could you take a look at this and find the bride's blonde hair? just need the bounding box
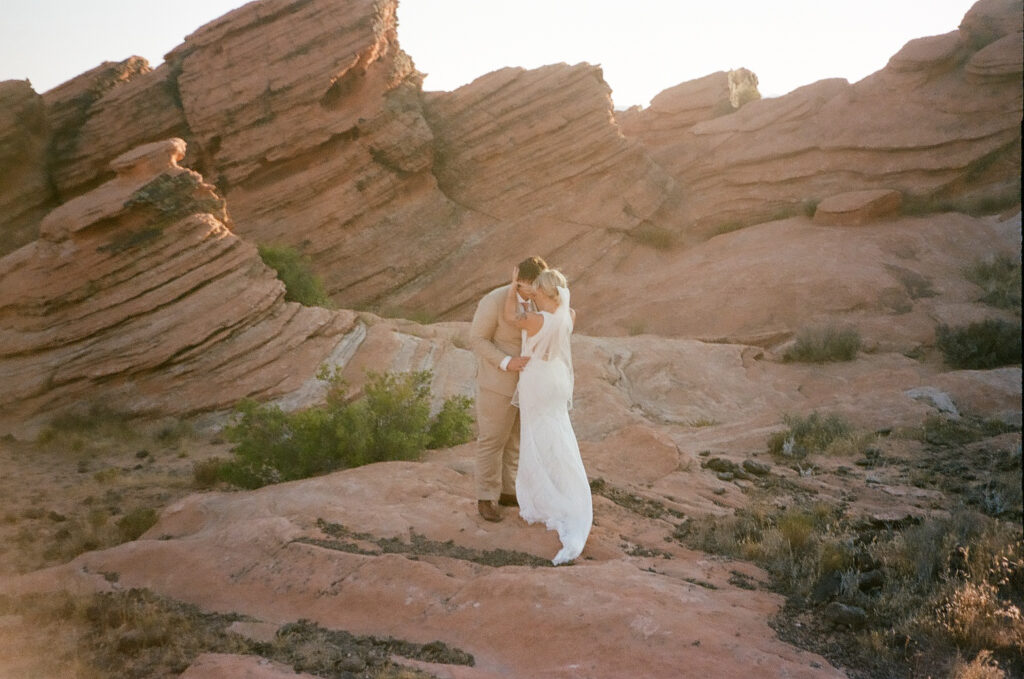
[533,268,567,301]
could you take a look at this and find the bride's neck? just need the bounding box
[536,295,559,313]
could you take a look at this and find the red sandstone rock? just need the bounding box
[0,80,53,255]
[0,139,354,435]
[620,1,1021,236]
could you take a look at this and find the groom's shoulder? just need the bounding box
[480,285,509,304]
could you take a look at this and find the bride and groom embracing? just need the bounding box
[468,256,592,565]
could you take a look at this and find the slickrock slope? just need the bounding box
[574,210,1021,345]
[619,0,1022,235]
[0,138,355,435]
[3,324,1019,678]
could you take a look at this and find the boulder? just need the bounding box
[813,189,903,226]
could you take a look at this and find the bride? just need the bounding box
[503,266,592,565]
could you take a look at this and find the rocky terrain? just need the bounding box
[0,0,1021,677]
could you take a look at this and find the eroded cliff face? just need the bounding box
[0,139,355,433]
[618,0,1023,234]
[0,0,1021,424]
[2,0,1020,313]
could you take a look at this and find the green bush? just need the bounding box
[965,255,1022,311]
[783,325,861,363]
[219,370,474,488]
[116,507,159,542]
[257,244,332,307]
[936,319,1022,369]
[427,395,475,448]
[768,411,853,458]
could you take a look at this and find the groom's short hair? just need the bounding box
[517,256,548,282]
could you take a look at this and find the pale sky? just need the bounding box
[1,0,978,108]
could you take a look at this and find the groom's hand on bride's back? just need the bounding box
[507,356,530,372]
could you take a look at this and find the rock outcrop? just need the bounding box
[1,0,1019,325]
[0,81,53,256]
[618,0,1022,235]
[0,139,354,433]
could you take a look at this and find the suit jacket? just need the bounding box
[469,285,523,397]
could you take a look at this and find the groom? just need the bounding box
[468,255,548,521]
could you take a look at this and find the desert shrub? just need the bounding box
[965,255,1022,312]
[676,501,845,595]
[115,507,158,541]
[917,413,1017,447]
[36,403,136,450]
[783,324,861,363]
[0,587,469,679]
[936,319,1022,369]
[43,505,158,565]
[375,306,438,324]
[220,370,474,488]
[427,394,474,449]
[626,321,646,336]
[868,512,1023,655]
[192,458,226,489]
[767,411,854,458]
[951,650,1009,679]
[679,503,1023,675]
[257,244,332,307]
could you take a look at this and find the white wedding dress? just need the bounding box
[514,286,592,565]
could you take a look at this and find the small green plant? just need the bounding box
[427,395,475,449]
[116,507,158,541]
[767,411,854,458]
[220,369,474,488]
[192,458,226,489]
[36,403,136,449]
[257,244,332,307]
[965,255,1022,312]
[936,319,1022,370]
[783,325,861,363]
[376,306,438,324]
[626,321,647,336]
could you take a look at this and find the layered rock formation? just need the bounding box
[2,0,1019,324]
[618,0,1023,234]
[0,80,52,256]
[0,138,355,433]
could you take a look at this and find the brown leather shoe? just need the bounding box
[478,500,502,522]
[498,493,519,507]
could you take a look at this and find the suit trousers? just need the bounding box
[475,386,520,501]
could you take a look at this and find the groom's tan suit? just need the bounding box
[469,285,524,501]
